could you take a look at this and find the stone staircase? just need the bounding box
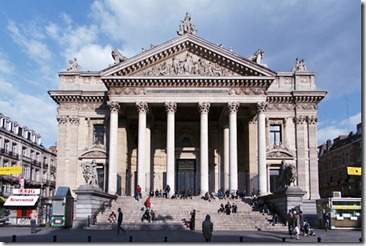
[87,196,288,232]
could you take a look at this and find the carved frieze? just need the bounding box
[228,87,267,96]
[295,103,317,110]
[267,103,295,111]
[136,53,239,77]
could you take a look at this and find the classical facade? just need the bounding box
[49,14,326,200]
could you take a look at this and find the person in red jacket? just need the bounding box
[144,196,151,211]
[135,185,142,201]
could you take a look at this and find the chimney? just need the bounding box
[326,139,332,150]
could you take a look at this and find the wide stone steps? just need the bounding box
[89,196,287,231]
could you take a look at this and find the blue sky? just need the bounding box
[0,0,362,148]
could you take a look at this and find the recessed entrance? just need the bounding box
[176,159,196,195]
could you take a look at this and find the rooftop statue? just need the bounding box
[177,12,197,35]
[248,48,264,64]
[111,49,127,64]
[66,57,81,71]
[291,57,308,72]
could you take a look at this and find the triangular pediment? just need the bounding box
[101,34,276,78]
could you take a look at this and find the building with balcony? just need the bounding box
[0,113,57,225]
[318,123,362,198]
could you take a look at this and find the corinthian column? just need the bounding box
[108,101,120,195]
[136,102,149,194]
[199,102,210,196]
[257,102,267,196]
[165,102,177,195]
[228,102,239,192]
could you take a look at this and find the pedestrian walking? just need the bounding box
[117,208,126,235]
[202,214,213,242]
[324,212,330,231]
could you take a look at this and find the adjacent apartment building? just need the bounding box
[318,123,362,198]
[0,113,57,225]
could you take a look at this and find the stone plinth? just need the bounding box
[73,185,117,229]
[262,186,306,222]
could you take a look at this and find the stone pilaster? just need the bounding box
[307,115,320,199]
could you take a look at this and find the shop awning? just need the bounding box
[3,196,39,206]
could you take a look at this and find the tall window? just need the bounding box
[270,125,282,146]
[93,125,104,145]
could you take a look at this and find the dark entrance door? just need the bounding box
[176,159,196,195]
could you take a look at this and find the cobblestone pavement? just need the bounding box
[0,226,362,244]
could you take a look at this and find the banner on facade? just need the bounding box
[0,166,22,175]
[3,196,39,206]
[13,189,41,195]
[347,167,361,176]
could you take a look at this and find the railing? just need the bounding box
[91,199,114,225]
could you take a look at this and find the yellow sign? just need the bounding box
[0,166,22,175]
[347,167,361,176]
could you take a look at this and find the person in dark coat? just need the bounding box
[117,208,126,234]
[189,209,196,230]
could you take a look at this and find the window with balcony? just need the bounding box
[93,124,105,145]
[270,125,282,146]
[4,140,10,153]
[22,147,27,157]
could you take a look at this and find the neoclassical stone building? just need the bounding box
[49,14,326,200]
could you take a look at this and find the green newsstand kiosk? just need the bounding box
[51,187,74,228]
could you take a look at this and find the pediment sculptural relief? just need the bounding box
[136,52,240,77]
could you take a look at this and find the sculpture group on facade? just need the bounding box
[177,12,197,35]
[66,57,81,71]
[248,48,264,64]
[111,49,127,64]
[139,53,237,77]
[278,160,297,188]
[291,57,308,72]
[81,160,99,187]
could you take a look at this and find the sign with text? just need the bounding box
[4,196,39,206]
[13,189,41,195]
[0,166,22,175]
[347,167,361,176]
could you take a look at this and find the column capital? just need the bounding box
[165,102,177,113]
[107,101,120,113]
[136,101,149,113]
[307,115,318,125]
[257,102,267,113]
[198,102,210,114]
[69,115,80,125]
[227,102,239,114]
[293,115,306,124]
[57,115,68,125]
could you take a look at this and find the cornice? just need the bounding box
[102,76,275,89]
[49,91,106,104]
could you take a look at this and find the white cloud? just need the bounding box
[0,78,58,148]
[7,20,52,62]
[317,112,361,146]
[73,44,115,71]
[0,51,14,75]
